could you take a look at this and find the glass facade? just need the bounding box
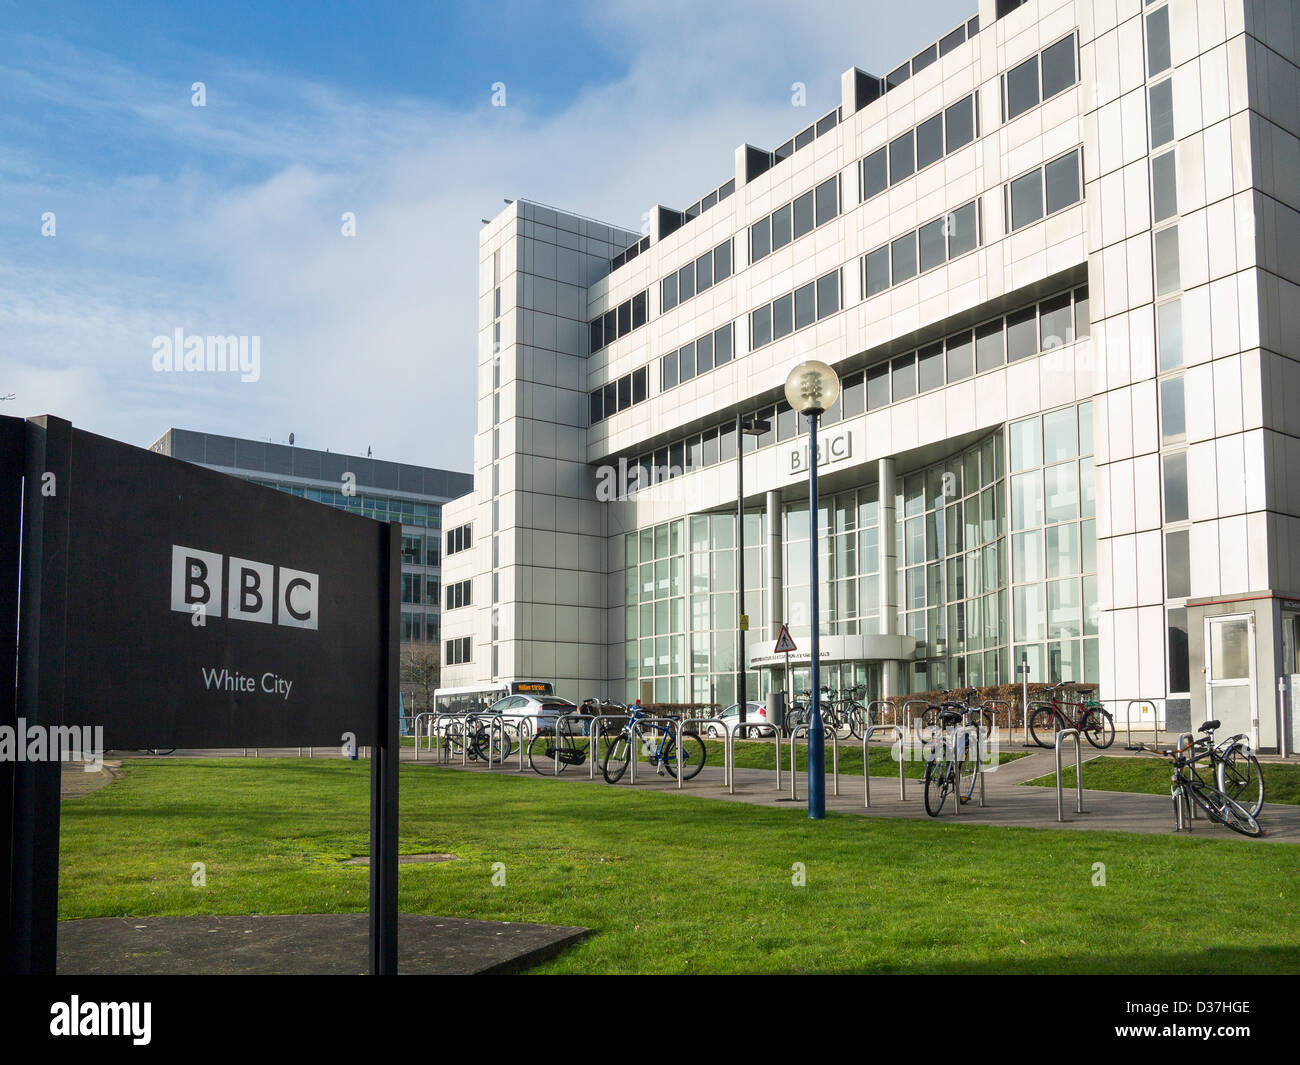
[616,406,1099,701]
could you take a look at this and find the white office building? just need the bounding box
[440,0,1300,751]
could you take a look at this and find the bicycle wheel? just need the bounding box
[956,731,980,804]
[468,725,493,762]
[601,730,632,783]
[1190,783,1262,837]
[1081,708,1115,749]
[848,705,867,740]
[444,721,467,756]
[923,759,952,817]
[830,708,854,742]
[663,732,706,781]
[526,731,565,775]
[1028,707,1062,748]
[1218,744,1265,817]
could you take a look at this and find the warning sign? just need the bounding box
[773,624,797,654]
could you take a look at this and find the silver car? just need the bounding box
[704,701,777,739]
[488,693,579,735]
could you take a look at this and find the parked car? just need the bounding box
[703,701,777,739]
[488,694,579,734]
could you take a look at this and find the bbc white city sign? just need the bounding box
[789,427,852,474]
[170,545,319,629]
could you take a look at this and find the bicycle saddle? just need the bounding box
[938,709,964,725]
[1198,719,1220,734]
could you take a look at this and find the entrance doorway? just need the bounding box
[1204,613,1256,740]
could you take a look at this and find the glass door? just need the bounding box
[1203,614,1256,741]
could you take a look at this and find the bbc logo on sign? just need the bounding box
[170,545,319,629]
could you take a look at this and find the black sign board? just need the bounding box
[2,416,400,975]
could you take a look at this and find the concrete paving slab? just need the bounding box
[57,914,588,975]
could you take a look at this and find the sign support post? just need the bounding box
[370,521,401,976]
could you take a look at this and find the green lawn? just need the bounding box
[57,758,1300,974]
[1024,756,1300,806]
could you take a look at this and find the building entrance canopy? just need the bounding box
[747,633,916,670]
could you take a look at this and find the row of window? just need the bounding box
[401,572,440,606]
[446,523,472,556]
[883,15,981,92]
[609,287,1087,487]
[680,176,737,225]
[1002,32,1078,123]
[610,234,651,273]
[445,579,472,611]
[749,176,839,264]
[749,269,841,351]
[1006,147,1083,233]
[589,288,649,353]
[860,92,978,201]
[660,321,734,392]
[400,533,441,568]
[399,611,439,644]
[589,365,650,425]
[757,107,842,175]
[661,238,733,313]
[445,636,471,665]
[863,199,980,298]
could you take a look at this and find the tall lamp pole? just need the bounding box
[784,360,840,820]
[736,413,771,728]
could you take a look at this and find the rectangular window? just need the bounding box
[949,200,978,257]
[916,113,944,171]
[815,177,839,226]
[946,331,974,381]
[1150,79,1174,147]
[632,365,647,403]
[866,364,890,409]
[918,217,947,272]
[889,130,915,184]
[631,290,647,328]
[1160,375,1185,440]
[1152,151,1178,222]
[679,342,696,383]
[661,350,678,390]
[976,319,1005,372]
[794,282,816,330]
[701,428,719,466]
[1147,6,1171,76]
[1163,451,1188,523]
[772,293,794,339]
[1039,293,1074,349]
[678,262,696,302]
[842,373,865,417]
[918,343,945,392]
[864,246,890,297]
[617,301,631,336]
[891,232,918,284]
[695,251,713,291]
[1154,226,1181,295]
[1074,286,1090,338]
[603,382,616,416]
[1168,606,1190,692]
[751,305,772,349]
[891,354,917,400]
[750,216,771,262]
[713,240,732,281]
[589,318,603,352]
[1006,54,1040,120]
[589,389,603,424]
[940,25,965,57]
[1166,529,1190,598]
[1006,306,1038,362]
[772,203,793,250]
[1010,167,1045,230]
[816,270,840,318]
[1157,299,1183,370]
[617,374,632,411]
[1041,34,1078,101]
[696,331,714,374]
[714,322,734,365]
[946,95,975,152]
[1045,149,1081,214]
[863,147,888,199]
[793,190,815,239]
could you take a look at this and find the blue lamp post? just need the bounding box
[784,359,840,821]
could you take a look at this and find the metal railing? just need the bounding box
[673,717,727,791]
[862,725,905,807]
[982,699,1014,742]
[1055,728,1084,822]
[552,713,609,780]
[785,723,840,801]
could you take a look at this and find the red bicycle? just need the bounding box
[1028,681,1115,749]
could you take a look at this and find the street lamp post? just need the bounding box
[735,413,771,728]
[784,360,840,821]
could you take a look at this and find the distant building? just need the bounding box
[150,428,472,649]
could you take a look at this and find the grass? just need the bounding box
[1024,756,1300,805]
[58,758,1300,974]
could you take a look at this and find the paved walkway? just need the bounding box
[58,914,588,975]
[410,744,1300,844]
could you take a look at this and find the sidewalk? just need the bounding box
[409,744,1300,844]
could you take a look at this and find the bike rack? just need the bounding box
[1024,700,1056,747]
[862,725,906,807]
[1055,728,1084,822]
[785,724,840,801]
[902,699,932,738]
[716,721,781,794]
[673,717,732,791]
[953,724,987,813]
[982,699,1013,743]
[1176,732,1196,821]
[1124,699,1160,751]
[865,699,894,730]
[551,713,607,780]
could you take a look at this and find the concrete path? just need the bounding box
[410,744,1300,844]
[58,914,588,975]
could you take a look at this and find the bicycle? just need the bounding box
[1028,681,1114,749]
[601,704,705,783]
[784,690,838,741]
[1150,726,1263,837]
[920,690,993,735]
[1138,718,1265,818]
[922,707,981,816]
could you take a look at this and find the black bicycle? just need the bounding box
[1154,726,1262,837]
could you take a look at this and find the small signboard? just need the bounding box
[774,624,797,655]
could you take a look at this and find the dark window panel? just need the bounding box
[794,282,816,330]
[1010,167,1044,230]
[945,95,975,152]
[887,62,910,89]
[866,363,890,409]
[918,342,945,392]
[751,304,773,349]
[946,331,974,381]
[589,317,604,352]
[632,366,648,404]
[948,200,978,257]
[889,130,916,184]
[864,246,891,297]
[589,389,603,424]
[1039,293,1074,349]
[772,292,794,339]
[792,190,815,239]
[695,251,713,291]
[1045,149,1081,214]
[975,319,1005,372]
[661,350,678,390]
[669,441,685,477]
[714,322,733,365]
[772,203,793,250]
[603,309,616,340]
[918,216,948,272]
[1150,79,1174,146]
[617,374,632,411]
[795,124,815,150]
[713,240,732,281]
[632,290,647,328]
[916,113,944,170]
[1075,286,1091,340]
[1041,34,1078,100]
[661,274,678,313]
[776,400,797,441]
[863,148,888,199]
[891,231,918,284]
[696,331,714,374]
[891,353,917,400]
[617,300,632,336]
[842,372,865,417]
[679,340,696,382]
[816,270,840,318]
[1006,54,1040,120]
[603,381,617,413]
[912,43,938,74]
[719,422,738,462]
[1006,305,1038,362]
[679,262,696,301]
[1147,7,1171,75]
[701,428,720,466]
[939,26,966,57]
[815,176,838,226]
[751,216,771,262]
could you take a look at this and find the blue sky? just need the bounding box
[0,0,976,471]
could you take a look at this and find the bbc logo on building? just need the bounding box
[170,545,319,629]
